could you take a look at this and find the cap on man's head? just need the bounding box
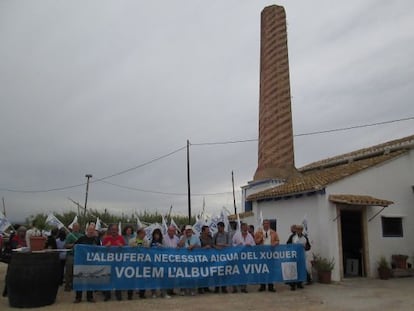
[185,225,193,231]
[217,221,225,227]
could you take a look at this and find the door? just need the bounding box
[340,209,365,277]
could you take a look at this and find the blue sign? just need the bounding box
[73,244,306,290]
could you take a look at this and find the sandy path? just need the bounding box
[1,262,414,310]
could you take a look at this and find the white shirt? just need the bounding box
[232,231,256,246]
[163,234,179,248]
[263,230,272,245]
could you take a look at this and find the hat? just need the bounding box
[185,225,193,231]
[217,221,225,227]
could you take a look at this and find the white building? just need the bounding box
[242,134,414,281]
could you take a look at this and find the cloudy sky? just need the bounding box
[1,0,414,222]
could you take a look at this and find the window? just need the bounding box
[244,201,252,212]
[381,217,403,237]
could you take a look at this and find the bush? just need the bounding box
[313,253,335,272]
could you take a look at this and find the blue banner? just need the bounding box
[73,244,306,290]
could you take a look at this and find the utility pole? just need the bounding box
[84,174,93,221]
[2,197,6,217]
[232,171,237,215]
[187,139,191,224]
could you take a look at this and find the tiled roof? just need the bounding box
[228,211,254,221]
[247,134,414,202]
[328,194,393,207]
[300,134,414,172]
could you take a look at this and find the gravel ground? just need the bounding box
[1,262,414,310]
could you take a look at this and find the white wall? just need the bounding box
[247,150,414,281]
[327,150,414,278]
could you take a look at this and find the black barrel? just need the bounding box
[7,252,60,308]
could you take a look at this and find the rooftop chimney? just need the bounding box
[253,5,299,182]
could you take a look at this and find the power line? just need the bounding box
[99,180,233,197]
[0,145,186,193]
[191,116,414,145]
[0,116,412,194]
[295,116,414,137]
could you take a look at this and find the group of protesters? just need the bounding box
[71,219,311,303]
[1,219,312,304]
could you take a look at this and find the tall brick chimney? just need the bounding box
[253,5,299,182]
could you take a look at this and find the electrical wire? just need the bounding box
[0,145,186,193]
[99,180,233,196]
[0,116,412,194]
[191,116,414,145]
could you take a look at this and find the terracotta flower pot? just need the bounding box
[378,267,392,280]
[30,236,46,251]
[317,270,332,284]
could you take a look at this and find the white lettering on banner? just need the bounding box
[115,266,164,278]
[86,252,152,262]
[259,251,297,260]
[154,254,208,263]
[167,265,240,278]
[243,264,269,274]
[240,252,258,260]
[210,253,239,262]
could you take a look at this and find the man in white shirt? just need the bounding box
[232,223,255,293]
[163,226,179,248]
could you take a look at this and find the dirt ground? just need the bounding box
[1,262,414,310]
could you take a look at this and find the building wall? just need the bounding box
[246,150,414,281]
[327,150,414,278]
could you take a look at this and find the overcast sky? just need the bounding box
[1,0,414,222]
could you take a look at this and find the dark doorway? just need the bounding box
[341,209,364,277]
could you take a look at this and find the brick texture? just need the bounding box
[254,5,299,181]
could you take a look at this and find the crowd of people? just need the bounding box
[0,219,312,303]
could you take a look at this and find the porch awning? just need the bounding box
[329,194,394,207]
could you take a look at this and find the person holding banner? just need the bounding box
[73,223,101,303]
[213,221,230,294]
[163,225,180,297]
[163,225,179,248]
[199,225,213,294]
[178,225,200,296]
[64,222,83,291]
[122,225,136,246]
[232,222,255,293]
[102,223,126,301]
[255,219,279,292]
[149,229,171,299]
[128,228,148,299]
[287,224,311,290]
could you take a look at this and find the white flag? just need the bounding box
[0,211,12,233]
[96,217,101,231]
[220,207,230,232]
[302,214,308,236]
[45,213,65,229]
[236,213,241,233]
[170,218,180,233]
[136,216,144,229]
[68,215,78,229]
[161,215,168,236]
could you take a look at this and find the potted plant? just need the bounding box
[312,254,335,284]
[377,256,392,279]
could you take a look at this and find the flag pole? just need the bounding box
[2,197,6,217]
[232,171,237,215]
[187,139,192,224]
